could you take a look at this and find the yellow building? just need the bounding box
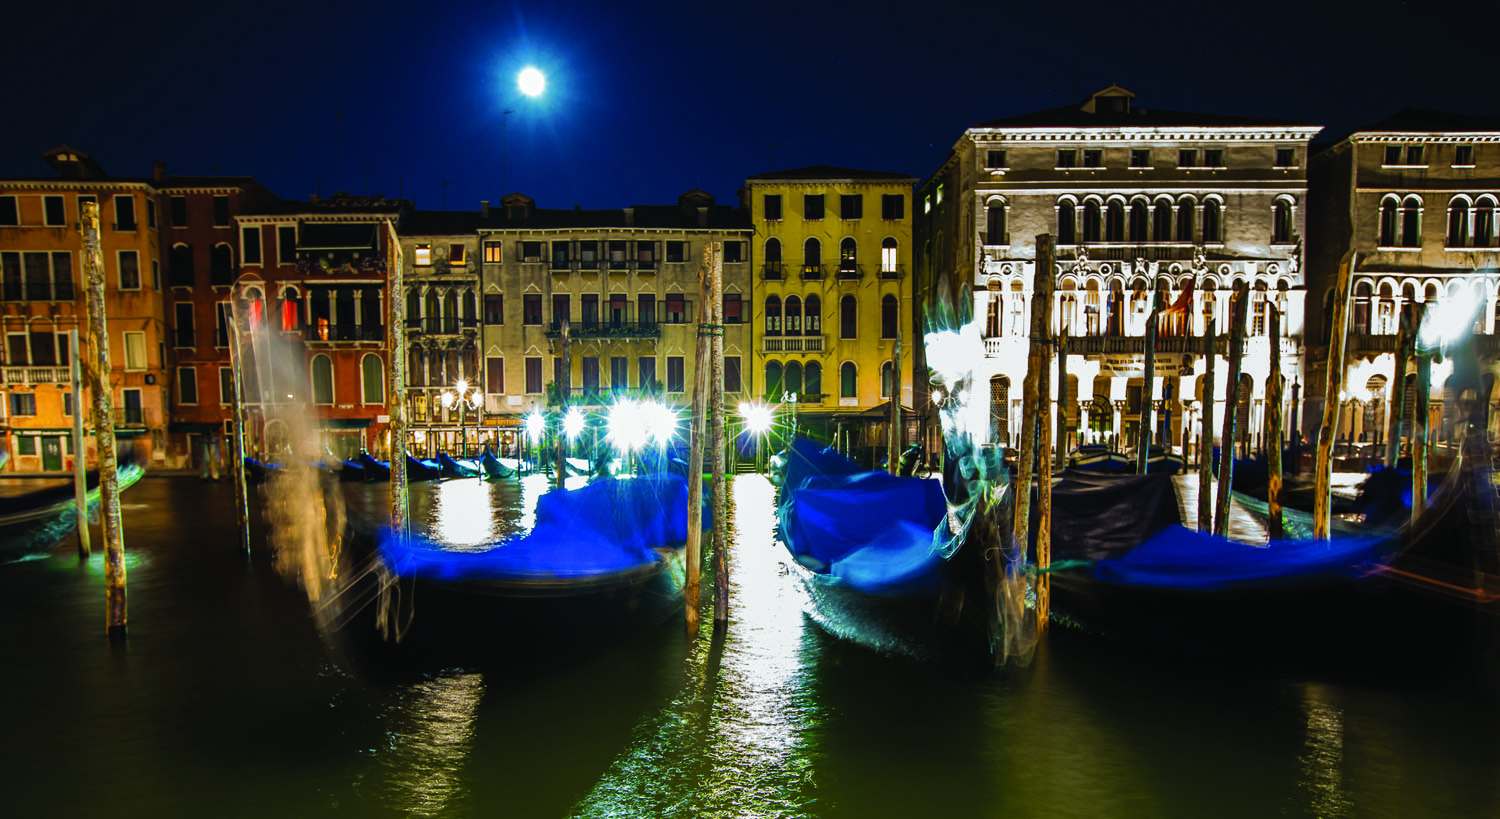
[1,147,168,471]
[743,166,916,466]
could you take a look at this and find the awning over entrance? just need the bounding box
[169,421,222,434]
[319,417,373,429]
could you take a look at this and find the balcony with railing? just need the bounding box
[878,264,904,281]
[762,262,784,281]
[762,334,825,354]
[545,319,661,340]
[801,264,824,281]
[304,323,386,342]
[173,329,195,348]
[1057,243,1197,263]
[836,263,863,281]
[1,366,69,385]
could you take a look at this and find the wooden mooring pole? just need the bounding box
[1386,310,1412,469]
[556,321,569,490]
[1266,304,1284,542]
[1013,235,1055,631]
[685,248,713,636]
[226,296,252,557]
[69,328,90,558]
[1413,351,1431,524]
[888,334,902,475]
[1314,252,1355,540]
[1137,308,1158,474]
[388,247,409,540]
[1056,332,1069,470]
[1213,284,1248,537]
[707,242,729,627]
[81,201,125,638]
[1198,318,1216,533]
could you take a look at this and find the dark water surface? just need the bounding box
[4,474,1499,818]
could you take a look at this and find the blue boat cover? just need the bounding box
[1093,524,1397,589]
[380,473,708,580]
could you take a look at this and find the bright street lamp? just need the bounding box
[517,67,546,97]
[442,379,482,458]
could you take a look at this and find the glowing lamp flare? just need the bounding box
[563,408,585,441]
[518,67,546,97]
[739,401,774,436]
[644,402,678,446]
[524,411,546,442]
[607,400,649,452]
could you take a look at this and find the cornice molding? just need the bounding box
[971,127,1323,144]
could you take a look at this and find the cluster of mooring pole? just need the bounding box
[388,246,409,543]
[1314,251,1356,539]
[1265,303,1285,541]
[1213,282,1249,536]
[1013,234,1055,631]
[1198,318,1216,532]
[80,202,127,639]
[686,241,730,635]
[69,328,89,559]
[226,289,252,557]
[1136,308,1158,474]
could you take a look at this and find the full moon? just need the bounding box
[518,67,546,97]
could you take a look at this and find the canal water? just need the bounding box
[4,474,1499,818]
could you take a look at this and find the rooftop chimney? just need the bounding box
[623,207,634,227]
[480,200,490,217]
[697,206,709,228]
[151,161,167,182]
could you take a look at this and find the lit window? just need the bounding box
[483,241,502,262]
[415,245,431,266]
[449,243,465,264]
[881,238,898,273]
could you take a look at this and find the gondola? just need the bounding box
[405,454,442,482]
[0,460,147,563]
[335,458,367,483]
[358,452,391,482]
[243,456,280,484]
[436,452,480,479]
[478,448,516,479]
[324,472,707,664]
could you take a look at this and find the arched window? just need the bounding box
[881,294,898,339]
[805,361,822,397]
[310,354,333,405]
[986,200,1006,245]
[443,290,459,332]
[1128,200,1149,241]
[170,244,194,286]
[840,361,857,399]
[1200,281,1217,335]
[990,376,1011,445]
[406,288,420,320]
[1273,199,1293,243]
[986,292,1002,337]
[210,243,234,283]
[462,290,476,322]
[1105,201,1125,242]
[280,286,301,332]
[1401,196,1422,247]
[803,237,821,274]
[840,295,857,339]
[1202,200,1221,243]
[1082,201,1102,242]
[1011,280,1028,335]
[1449,198,1470,247]
[881,361,894,399]
[1380,197,1399,246]
[1153,200,1173,241]
[881,238,898,274]
[1084,280,1101,336]
[839,237,857,273]
[764,295,781,336]
[1057,201,1076,245]
[425,290,440,333]
[785,295,802,335]
[1476,196,1497,248]
[1376,281,1396,334]
[1176,198,1195,241]
[1059,279,1078,336]
[765,237,782,277]
[361,353,384,404]
[765,361,783,399]
[1252,281,1268,336]
[804,294,822,334]
[784,361,803,396]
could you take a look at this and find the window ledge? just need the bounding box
[1375,246,1422,252]
[1452,164,1478,169]
[1381,164,1429,169]
[1444,245,1497,252]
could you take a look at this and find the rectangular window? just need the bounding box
[114,195,136,231]
[577,241,598,269]
[449,243,466,265]
[523,294,542,325]
[1178,149,1198,168]
[723,241,745,263]
[16,435,37,455]
[1203,148,1224,168]
[1275,147,1297,168]
[1384,145,1402,165]
[124,331,147,370]
[666,241,686,263]
[636,241,656,268]
[638,357,656,391]
[414,245,431,266]
[609,356,628,391]
[638,294,656,326]
[1406,145,1425,166]
[525,357,542,394]
[484,294,503,324]
[220,367,234,405]
[520,241,543,263]
[1057,149,1077,168]
[1130,149,1151,168]
[44,195,65,226]
[985,150,1007,169]
[174,302,195,347]
[486,356,504,394]
[64,392,72,417]
[804,194,825,221]
[580,293,599,327]
[1083,149,1103,168]
[724,356,741,393]
[171,196,187,227]
[551,240,571,268]
[278,226,297,263]
[763,194,782,221]
[29,331,57,366]
[119,250,141,290]
[723,293,742,324]
[840,194,863,220]
[664,293,686,324]
[9,393,36,416]
[0,196,18,225]
[1454,145,1475,167]
[552,294,570,325]
[242,227,261,265]
[6,332,27,365]
[147,199,156,229]
[881,194,904,220]
[212,196,229,227]
[152,259,160,291]
[667,356,685,393]
[483,241,502,262]
[122,389,142,425]
[178,367,198,405]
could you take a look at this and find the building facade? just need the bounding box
[1307,109,1500,457]
[917,87,1321,459]
[0,147,170,471]
[742,166,916,466]
[477,191,753,458]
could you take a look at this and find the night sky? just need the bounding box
[4,0,1496,211]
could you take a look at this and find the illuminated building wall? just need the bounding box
[742,166,917,465]
[1307,109,1500,458]
[917,86,1321,458]
[0,148,169,471]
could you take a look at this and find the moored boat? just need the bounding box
[0,461,147,563]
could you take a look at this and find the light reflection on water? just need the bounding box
[370,672,486,817]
